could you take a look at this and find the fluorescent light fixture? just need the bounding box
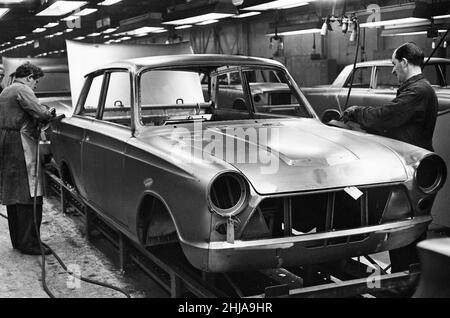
[74,8,97,16]
[196,19,219,25]
[0,8,10,19]
[15,35,26,40]
[32,27,47,33]
[103,27,118,34]
[267,28,320,36]
[175,24,193,30]
[37,1,88,16]
[44,22,59,28]
[119,36,131,41]
[119,26,165,35]
[164,13,233,25]
[87,32,102,37]
[360,17,428,28]
[243,0,313,11]
[0,0,23,3]
[232,11,261,18]
[74,36,85,40]
[98,0,122,5]
[53,31,63,36]
[433,14,450,20]
[382,29,447,37]
[64,28,74,33]
[151,29,168,33]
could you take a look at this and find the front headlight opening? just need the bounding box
[416,155,447,194]
[209,173,249,217]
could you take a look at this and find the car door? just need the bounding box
[370,65,399,106]
[337,66,373,110]
[82,69,133,226]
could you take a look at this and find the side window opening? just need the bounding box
[101,71,132,127]
[345,67,371,88]
[79,74,104,118]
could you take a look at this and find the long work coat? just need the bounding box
[0,79,52,205]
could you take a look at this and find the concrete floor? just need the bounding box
[0,197,167,298]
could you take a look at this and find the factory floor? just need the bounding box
[0,197,167,298]
[1,196,448,298]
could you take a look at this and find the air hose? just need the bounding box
[343,20,361,111]
[0,114,131,298]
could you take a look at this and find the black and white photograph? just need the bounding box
[0,0,449,303]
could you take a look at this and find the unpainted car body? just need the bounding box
[49,54,446,272]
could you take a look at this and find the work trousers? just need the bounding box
[6,202,43,251]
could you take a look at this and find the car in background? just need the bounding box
[49,54,446,272]
[301,57,450,228]
[301,58,450,121]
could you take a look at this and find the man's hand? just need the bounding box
[49,107,56,118]
[342,105,360,123]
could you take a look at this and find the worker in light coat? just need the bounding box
[0,62,55,255]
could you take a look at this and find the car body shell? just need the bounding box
[49,54,444,272]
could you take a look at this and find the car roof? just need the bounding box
[86,54,284,75]
[353,57,450,68]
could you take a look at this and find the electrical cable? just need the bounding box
[7,113,131,298]
[343,19,361,112]
[343,22,361,111]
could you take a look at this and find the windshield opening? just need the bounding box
[138,65,312,126]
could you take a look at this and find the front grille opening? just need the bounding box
[241,186,402,243]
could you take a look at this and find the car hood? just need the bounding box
[138,118,408,194]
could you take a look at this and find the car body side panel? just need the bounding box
[82,120,131,226]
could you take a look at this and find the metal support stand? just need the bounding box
[119,232,130,273]
[170,273,183,298]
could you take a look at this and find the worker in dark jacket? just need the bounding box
[0,62,55,255]
[344,42,438,273]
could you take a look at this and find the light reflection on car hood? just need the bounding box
[138,118,408,194]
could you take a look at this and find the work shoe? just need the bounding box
[20,246,52,255]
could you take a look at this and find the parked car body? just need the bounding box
[49,54,446,272]
[301,58,450,228]
[301,58,450,120]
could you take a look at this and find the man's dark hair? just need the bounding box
[394,42,425,67]
[14,62,44,79]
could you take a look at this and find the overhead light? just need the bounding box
[103,27,118,34]
[164,13,233,25]
[175,24,193,30]
[15,35,26,40]
[232,11,261,18]
[196,19,219,25]
[242,0,314,11]
[0,8,10,19]
[0,0,22,3]
[118,26,165,36]
[64,28,74,33]
[43,22,59,28]
[151,29,168,33]
[360,17,428,28]
[381,28,447,37]
[74,8,98,16]
[266,19,323,36]
[98,0,122,5]
[37,1,88,16]
[32,27,47,33]
[433,14,450,20]
[118,36,131,41]
[163,2,237,25]
[87,32,102,37]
